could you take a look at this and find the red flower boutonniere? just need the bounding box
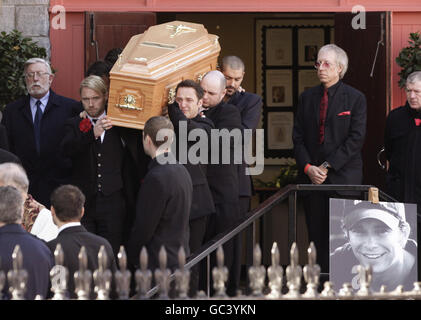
[79,118,92,133]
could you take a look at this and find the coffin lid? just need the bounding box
[110,20,220,80]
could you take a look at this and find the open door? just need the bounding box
[335,12,390,190]
[85,12,156,72]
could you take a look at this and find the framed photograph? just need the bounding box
[267,112,294,150]
[298,28,325,66]
[265,28,292,66]
[298,70,320,95]
[266,69,293,107]
[330,199,418,292]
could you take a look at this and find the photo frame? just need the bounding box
[298,69,320,95]
[265,28,292,66]
[298,28,325,66]
[329,199,418,292]
[267,112,294,150]
[266,69,293,107]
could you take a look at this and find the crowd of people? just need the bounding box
[0,41,420,299]
[0,52,262,299]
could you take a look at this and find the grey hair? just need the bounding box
[318,44,348,79]
[221,56,245,72]
[0,186,24,224]
[0,163,29,194]
[406,71,421,85]
[202,70,227,92]
[24,57,52,75]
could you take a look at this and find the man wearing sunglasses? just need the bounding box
[2,58,80,208]
[293,44,367,274]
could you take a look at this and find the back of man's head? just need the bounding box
[50,185,85,223]
[221,56,245,72]
[0,186,24,225]
[143,116,175,148]
[0,162,29,195]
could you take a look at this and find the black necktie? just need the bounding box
[34,100,43,154]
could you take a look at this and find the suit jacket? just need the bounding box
[127,153,192,272]
[227,91,262,197]
[0,223,54,300]
[293,81,367,186]
[384,102,421,206]
[1,90,80,206]
[47,225,117,299]
[61,116,125,200]
[204,101,242,205]
[168,102,215,220]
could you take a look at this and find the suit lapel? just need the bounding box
[19,95,34,126]
[43,90,55,116]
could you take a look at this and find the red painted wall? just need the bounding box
[49,12,85,101]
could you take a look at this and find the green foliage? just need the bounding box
[0,29,47,111]
[254,163,298,188]
[396,32,421,88]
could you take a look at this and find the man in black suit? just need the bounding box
[384,71,421,278]
[200,70,243,296]
[47,184,117,299]
[1,58,80,207]
[292,44,367,272]
[61,75,127,257]
[0,185,54,300]
[221,56,263,290]
[168,79,215,296]
[127,116,192,273]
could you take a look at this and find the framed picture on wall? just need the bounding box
[267,112,294,150]
[266,69,293,107]
[265,28,293,66]
[298,28,325,66]
[298,69,320,95]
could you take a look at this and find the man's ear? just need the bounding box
[80,207,85,219]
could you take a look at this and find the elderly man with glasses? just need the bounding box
[1,58,80,208]
[292,44,367,274]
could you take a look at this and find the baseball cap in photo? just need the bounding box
[342,200,406,230]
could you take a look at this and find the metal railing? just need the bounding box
[146,184,398,297]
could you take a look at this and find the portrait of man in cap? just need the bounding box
[330,199,417,292]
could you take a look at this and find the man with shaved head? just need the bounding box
[200,70,243,296]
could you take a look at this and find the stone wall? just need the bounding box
[0,0,50,57]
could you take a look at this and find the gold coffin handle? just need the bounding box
[116,94,143,111]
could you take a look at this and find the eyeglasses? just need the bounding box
[314,61,333,70]
[25,72,50,79]
[405,88,421,96]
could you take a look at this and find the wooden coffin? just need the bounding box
[107,20,221,130]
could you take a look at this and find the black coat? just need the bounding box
[168,102,215,220]
[384,102,421,207]
[127,154,192,272]
[204,101,242,205]
[227,91,262,197]
[293,81,367,185]
[1,90,80,206]
[61,116,125,199]
[47,225,117,299]
[0,224,54,300]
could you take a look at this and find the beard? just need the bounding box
[27,82,49,97]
